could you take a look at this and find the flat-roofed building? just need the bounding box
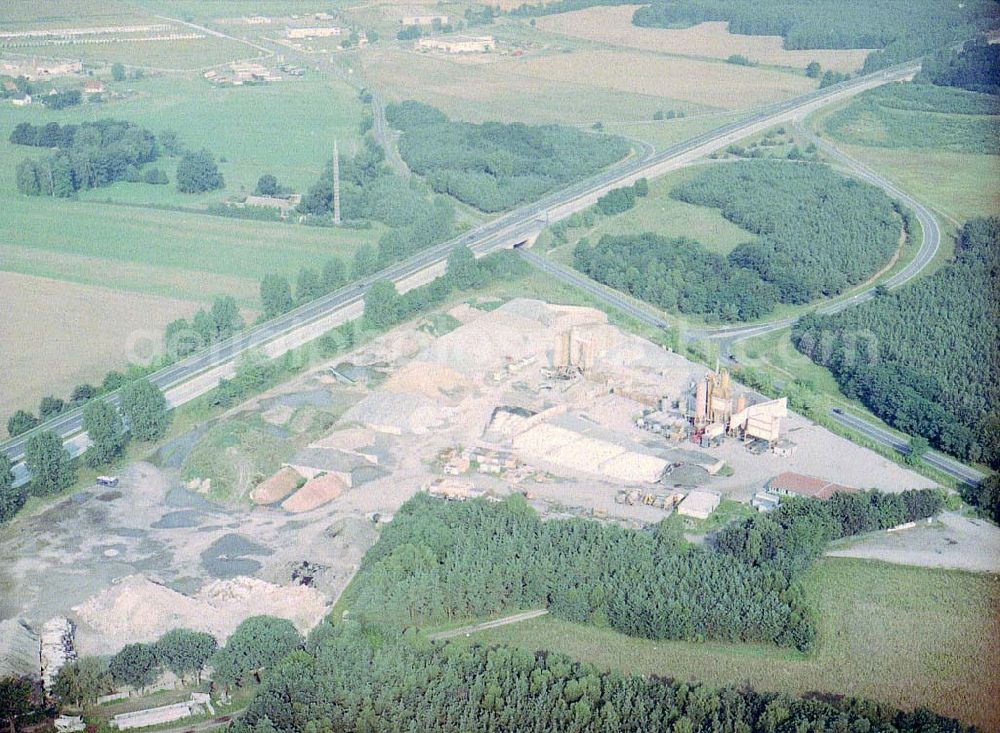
[676,490,720,520]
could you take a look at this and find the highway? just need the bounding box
[828,409,984,486]
[0,59,919,471]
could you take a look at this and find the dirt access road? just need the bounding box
[428,610,550,641]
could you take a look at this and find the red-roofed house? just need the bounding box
[83,79,105,94]
[766,472,857,501]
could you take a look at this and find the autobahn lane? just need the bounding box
[828,409,985,486]
[0,60,918,467]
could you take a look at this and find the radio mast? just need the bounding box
[332,138,341,225]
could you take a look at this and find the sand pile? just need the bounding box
[282,473,346,513]
[382,361,469,400]
[312,426,377,451]
[343,392,448,435]
[73,574,328,653]
[251,466,303,504]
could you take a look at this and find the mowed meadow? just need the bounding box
[0,74,381,306]
[462,558,1000,731]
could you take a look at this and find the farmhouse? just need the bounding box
[1,59,82,80]
[10,93,31,106]
[83,79,105,94]
[243,193,302,215]
[243,15,272,25]
[767,472,857,501]
[416,35,496,54]
[286,26,342,39]
[400,14,449,26]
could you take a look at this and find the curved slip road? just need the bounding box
[683,123,941,345]
[1,60,918,474]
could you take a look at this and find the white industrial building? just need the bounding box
[676,490,720,520]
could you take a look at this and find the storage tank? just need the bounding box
[695,381,707,424]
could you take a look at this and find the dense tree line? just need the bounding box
[917,37,1000,95]
[672,161,901,303]
[630,0,996,73]
[792,217,1000,468]
[824,82,1000,154]
[962,474,1000,524]
[363,248,530,331]
[343,486,942,653]
[574,233,778,322]
[163,296,244,358]
[386,101,631,212]
[12,119,160,197]
[234,619,970,733]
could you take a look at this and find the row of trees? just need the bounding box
[344,486,943,653]
[234,618,970,733]
[0,379,168,525]
[574,233,778,322]
[672,160,901,303]
[386,100,632,212]
[791,217,999,469]
[163,296,243,359]
[363,247,530,331]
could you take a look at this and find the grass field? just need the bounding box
[3,36,262,70]
[460,558,1000,731]
[548,167,752,264]
[534,6,870,73]
[606,111,747,151]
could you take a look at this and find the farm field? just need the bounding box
[511,48,814,109]
[2,36,261,71]
[534,6,870,73]
[462,558,1000,731]
[0,272,199,424]
[359,47,709,126]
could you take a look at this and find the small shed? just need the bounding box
[676,490,721,520]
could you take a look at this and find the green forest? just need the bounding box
[792,217,1000,469]
[343,488,942,652]
[232,618,970,733]
[630,0,996,72]
[672,161,901,303]
[574,233,778,321]
[575,161,902,321]
[11,120,164,196]
[824,82,1000,154]
[918,37,1000,95]
[386,100,632,212]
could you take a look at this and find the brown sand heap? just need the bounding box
[72,575,327,653]
[281,473,347,513]
[251,466,303,505]
[311,426,377,452]
[382,361,469,400]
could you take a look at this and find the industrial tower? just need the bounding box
[332,138,341,225]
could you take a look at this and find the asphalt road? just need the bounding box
[0,60,918,469]
[828,409,984,486]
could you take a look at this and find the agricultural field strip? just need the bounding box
[0,59,918,476]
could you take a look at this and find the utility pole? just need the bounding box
[332,138,341,225]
